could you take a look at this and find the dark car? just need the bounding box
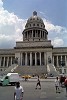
[50,73,54,77]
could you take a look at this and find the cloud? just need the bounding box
[0,0,26,48]
[0,0,67,48]
[51,37,64,47]
[43,18,67,47]
[43,18,67,34]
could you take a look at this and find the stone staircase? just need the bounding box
[0,64,18,75]
[47,64,59,76]
[14,65,47,76]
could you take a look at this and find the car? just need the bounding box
[50,73,54,77]
[22,75,32,79]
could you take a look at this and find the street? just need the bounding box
[0,78,67,100]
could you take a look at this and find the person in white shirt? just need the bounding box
[55,77,60,93]
[14,82,24,100]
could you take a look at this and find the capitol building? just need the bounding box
[0,11,67,75]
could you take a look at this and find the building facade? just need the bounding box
[0,11,67,75]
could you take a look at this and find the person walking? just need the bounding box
[55,77,60,93]
[35,75,41,89]
[64,77,67,96]
[14,82,24,100]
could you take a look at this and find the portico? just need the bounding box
[19,52,46,66]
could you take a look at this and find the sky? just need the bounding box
[0,0,67,48]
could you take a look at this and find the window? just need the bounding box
[30,24,31,27]
[33,24,35,26]
[64,69,66,73]
[43,25,45,28]
[37,24,39,26]
[5,76,8,79]
[41,25,42,27]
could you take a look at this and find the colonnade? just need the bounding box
[53,55,67,67]
[19,52,47,66]
[24,30,47,39]
[0,56,15,67]
[0,54,67,68]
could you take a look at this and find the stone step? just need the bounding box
[14,66,47,75]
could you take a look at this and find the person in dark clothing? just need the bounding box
[64,78,67,96]
[60,75,66,86]
[35,75,41,89]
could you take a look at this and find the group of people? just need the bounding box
[14,75,67,100]
[14,75,41,100]
[55,75,67,96]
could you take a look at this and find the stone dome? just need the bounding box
[25,11,45,29]
[23,11,48,42]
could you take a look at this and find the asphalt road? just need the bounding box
[0,79,67,100]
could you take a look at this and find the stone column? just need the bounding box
[32,30,33,38]
[65,55,66,66]
[53,56,54,65]
[61,55,64,73]
[0,57,1,67]
[3,57,5,67]
[44,53,46,65]
[35,52,37,66]
[30,52,32,66]
[25,52,27,66]
[7,57,9,67]
[21,53,22,66]
[57,56,58,67]
[11,57,12,66]
[40,52,41,66]
[61,55,62,62]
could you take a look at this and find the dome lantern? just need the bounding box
[33,11,37,16]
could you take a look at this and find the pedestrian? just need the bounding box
[14,82,24,100]
[55,77,60,93]
[59,75,63,86]
[35,75,41,89]
[64,77,67,96]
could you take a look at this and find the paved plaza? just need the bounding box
[0,78,67,100]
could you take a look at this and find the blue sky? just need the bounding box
[3,0,67,27]
[0,0,67,48]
